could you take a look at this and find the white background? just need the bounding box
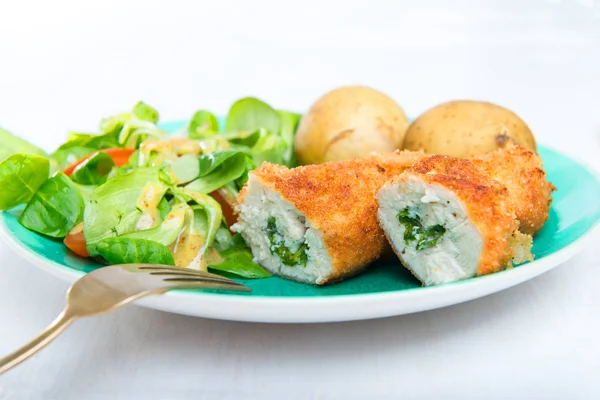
[1,0,600,399]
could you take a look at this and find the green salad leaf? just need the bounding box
[225,97,281,133]
[278,110,301,167]
[0,154,50,210]
[158,197,171,220]
[185,150,247,194]
[132,101,159,124]
[83,168,168,256]
[119,203,187,246]
[57,102,164,152]
[169,154,199,184]
[208,231,271,278]
[19,172,84,238]
[97,238,175,266]
[176,189,222,256]
[188,110,219,139]
[250,129,288,166]
[209,246,272,279]
[70,151,115,185]
[0,127,47,162]
[51,146,96,170]
[57,130,120,152]
[73,183,96,203]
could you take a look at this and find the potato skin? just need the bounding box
[403,100,537,158]
[294,86,410,165]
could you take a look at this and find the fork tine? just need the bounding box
[165,277,251,292]
[163,277,244,286]
[149,270,223,278]
[152,272,241,285]
[171,283,252,292]
[172,282,252,292]
[137,265,222,278]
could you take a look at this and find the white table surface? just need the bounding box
[1,1,600,399]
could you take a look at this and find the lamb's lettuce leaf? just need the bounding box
[119,203,187,246]
[225,97,280,133]
[188,110,219,139]
[97,237,175,266]
[169,154,199,184]
[277,110,301,167]
[208,246,272,279]
[176,188,222,256]
[0,127,47,162]
[58,102,164,152]
[185,150,247,194]
[51,146,96,170]
[0,154,50,210]
[19,172,84,238]
[83,167,167,256]
[70,151,115,185]
[132,101,159,124]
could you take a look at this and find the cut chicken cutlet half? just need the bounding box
[377,155,533,286]
[232,154,422,285]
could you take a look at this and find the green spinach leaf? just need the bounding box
[266,216,308,267]
[0,154,50,210]
[97,237,175,266]
[397,208,446,251]
[19,172,84,238]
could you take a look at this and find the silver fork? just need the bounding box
[0,264,250,374]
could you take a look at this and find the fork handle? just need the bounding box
[0,310,75,375]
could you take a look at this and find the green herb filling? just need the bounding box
[397,208,446,251]
[266,216,309,267]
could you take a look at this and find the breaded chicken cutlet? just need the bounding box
[378,145,554,235]
[472,145,555,235]
[233,146,551,286]
[232,152,421,285]
[377,155,533,286]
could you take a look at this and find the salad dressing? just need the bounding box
[169,207,222,270]
[135,182,167,231]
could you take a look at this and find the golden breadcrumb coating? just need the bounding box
[472,145,555,235]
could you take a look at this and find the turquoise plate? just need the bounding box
[1,123,599,322]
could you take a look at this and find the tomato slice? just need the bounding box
[210,190,237,228]
[63,148,135,176]
[64,221,90,258]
